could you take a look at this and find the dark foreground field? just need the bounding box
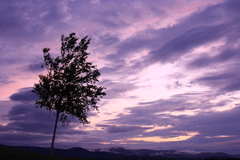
[1,145,240,160]
[0,146,85,160]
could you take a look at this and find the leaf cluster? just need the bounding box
[32,33,106,125]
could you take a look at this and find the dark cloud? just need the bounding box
[99,79,138,99]
[222,81,240,92]
[105,37,152,63]
[97,34,120,46]
[193,64,240,93]
[99,61,138,76]
[102,0,240,76]
[96,19,129,29]
[0,3,29,34]
[0,132,51,146]
[0,1,39,42]
[196,73,235,82]
[0,0,72,50]
[147,6,166,18]
[0,124,8,132]
[76,136,104,143]
[146,24,228,64]
[222,0,240,17]
[0,75,14,85]
[97,124,150,134]
[187,47,240,69]
[106,105,159,126]
[105,92,238,136]
[9,88,37,102]
[0,88,89,146]
[41,3,70,26]
[4,102,87,135]
[26,63,44,72]
[104,96,240,153]
[173,107,240,137]
[166,81,184,90]
[160,107,240,154]
[0,57,23,66]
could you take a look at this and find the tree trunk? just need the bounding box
[50,111,60,155]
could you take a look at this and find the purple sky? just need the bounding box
[0,0,240,154]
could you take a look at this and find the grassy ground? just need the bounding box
[0,146,86,160]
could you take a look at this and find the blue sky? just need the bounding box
[0,0,240,154]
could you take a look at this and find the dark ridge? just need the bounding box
[1,144,240,160]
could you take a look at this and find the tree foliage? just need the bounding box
[32,33,106,154]
[33,33,106,125]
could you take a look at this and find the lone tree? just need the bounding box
[32,33,106,155]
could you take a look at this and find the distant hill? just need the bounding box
[1,144,240,160]
[96,147,240,160]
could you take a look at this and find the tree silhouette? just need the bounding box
[32,33,106,155]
